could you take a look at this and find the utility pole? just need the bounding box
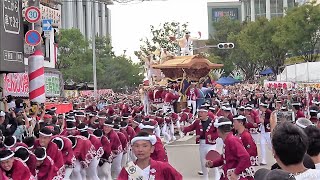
[92,0,97,98]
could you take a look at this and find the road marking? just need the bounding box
[176,135,195,142]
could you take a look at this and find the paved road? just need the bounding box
[164,135,275,180]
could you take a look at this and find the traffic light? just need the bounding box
[217,43,234,49]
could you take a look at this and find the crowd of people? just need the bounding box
[0,80,320,180]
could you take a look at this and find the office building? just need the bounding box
[240,0,295,21]
[207,0,242,37]
[61,0,113,39]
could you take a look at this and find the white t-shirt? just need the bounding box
[294,169,320,180]
[315,163,320,170]
[142,166,150,179]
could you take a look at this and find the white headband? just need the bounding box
[97,115,106,119]
[260,103,268,107]
[131,135,157,145]
[66,127,76,130]
[0,151,14,161]
[39,131,53,137]
[104,123,113,127]
[66,119,76,122]
[233,115,246,120]
[141,125,155,130]
[244,107,252,110]
[4,136,17,149]
[77,126,88,132]
[36,148,47,161]
[75,114,86,117]
[197,109,208,112]
[214,121,232,128]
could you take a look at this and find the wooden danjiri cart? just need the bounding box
[152,54,223,112]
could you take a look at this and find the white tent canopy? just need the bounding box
[277,62,320,82]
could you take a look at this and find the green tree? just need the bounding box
[58,29,142,90]
[57,29,91,82]
[135,21,189,62]
[273,2,320,62]
[238,17,287,74]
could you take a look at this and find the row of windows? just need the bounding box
[243,0,295,20]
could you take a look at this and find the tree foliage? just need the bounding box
[58,29,143,90]
[134,22,188,62]
[208,3,320,80]
[273,2,320,62]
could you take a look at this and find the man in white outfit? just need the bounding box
[175,31,201,56]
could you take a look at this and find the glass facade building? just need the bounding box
[241,0,295,21]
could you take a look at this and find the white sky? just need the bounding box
[109,0,209,62]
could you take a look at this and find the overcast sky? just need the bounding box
[109,0,209,62]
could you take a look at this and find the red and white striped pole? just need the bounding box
[28,50,45,103]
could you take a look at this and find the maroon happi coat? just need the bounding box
[34,140,65,176]
[183,118,219,145]
[89,134,104,159]
[5,158,34,180]
[211,133,253,180]
[150,136,168,162]
[26,152,37,176]
[118,159,182,180]
[73,136,96,168]
[117,131,128,152]
[100,136,112,161]
[52,136,76,167]
[36,157,60,180]
[238,130,258,166]
[106,129,122,157]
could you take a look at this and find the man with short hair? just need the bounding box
[118,131,182,180]
[183,106,220,180]
[272,122,320,179]
[304,126,320,169]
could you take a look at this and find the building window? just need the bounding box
[245,1,251,21]
[255,0,266,18]
[271,0,284,17]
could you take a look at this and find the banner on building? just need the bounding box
[80,89,114,97]
[297,83,320,90]
[3,73,29,97]
[264,81,294,90]
[64,90,79,98]
[2,72,61,97]
[45,73,60,97]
